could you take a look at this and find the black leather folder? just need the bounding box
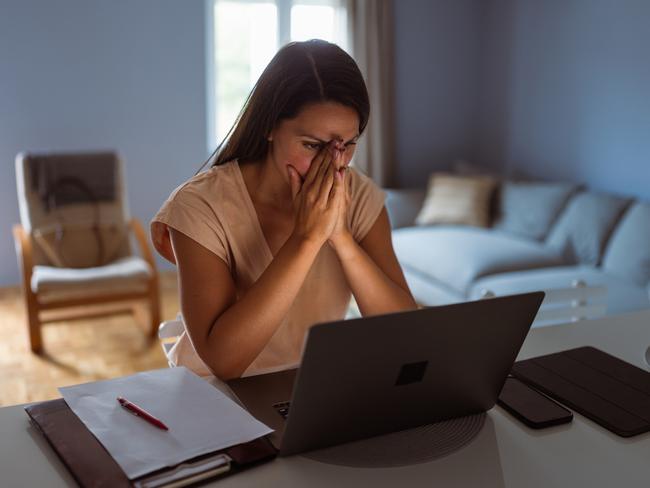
[25,398,277,488]
[512,346,650,437]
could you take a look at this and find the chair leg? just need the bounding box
[25,291,43,353]
[13,223,43,353]
[148,279,161,339]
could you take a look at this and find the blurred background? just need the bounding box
[1,0,649,405]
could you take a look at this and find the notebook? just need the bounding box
[57,367,273,479]
[25,398,277,488]
[512,346,650,437]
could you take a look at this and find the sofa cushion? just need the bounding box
[493,181,577,241]
[545,192,631,266]
[392,227,565,295]
[469,266,650,315]
[401,267,465,307]
[415,174,497,228]
[601,202,650,286]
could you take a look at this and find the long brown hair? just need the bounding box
[205,39,369,169]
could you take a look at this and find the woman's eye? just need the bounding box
[302,141,356,151]
[303,142,322,150]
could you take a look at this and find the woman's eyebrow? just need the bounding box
[299,134,359,144]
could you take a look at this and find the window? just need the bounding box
[208,0,349,149]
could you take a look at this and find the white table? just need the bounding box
[1,310,649,487]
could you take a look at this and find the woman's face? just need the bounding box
[267,101,360,180]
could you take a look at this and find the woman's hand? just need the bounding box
[287,141,345,247]
[328,148,351,248]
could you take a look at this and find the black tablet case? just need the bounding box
[512,346,650,437]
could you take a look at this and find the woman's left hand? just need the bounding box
[328,148,352,248]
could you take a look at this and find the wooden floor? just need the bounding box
[0,271,179,407]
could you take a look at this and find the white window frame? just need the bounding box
[205,0,349,154]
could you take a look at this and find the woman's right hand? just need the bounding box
[287,141,344,246]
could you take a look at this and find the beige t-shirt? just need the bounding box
[152,160,385,377]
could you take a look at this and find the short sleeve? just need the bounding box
[348,167,386,242]
[152,185,232,270]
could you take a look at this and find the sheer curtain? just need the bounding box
[346,0,395,187]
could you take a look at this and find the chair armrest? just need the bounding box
[129,218,158,275]
[384,188,426,229]
[13,224,34,285]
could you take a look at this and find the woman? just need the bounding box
[151,39,416,381]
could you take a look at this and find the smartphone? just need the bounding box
[497,376,573,429]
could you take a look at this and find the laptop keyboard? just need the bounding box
[272,401,291,420]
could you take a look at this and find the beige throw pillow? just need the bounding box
[415,174,497,228]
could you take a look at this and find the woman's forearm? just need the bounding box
[205,235,321,379]
[331,234,417,316]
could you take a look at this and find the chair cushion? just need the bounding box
[31,256,151,303]
[493,181,577,241]
[545,192,631,266]
[469,266,650,315]
[415,174,497,228]
[601,202,650,286]
[392,227,565,294]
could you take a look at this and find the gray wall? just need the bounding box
[476,0,650,200]
[0,0,207,286]
[395,0,650,198]
[393,0,484,188]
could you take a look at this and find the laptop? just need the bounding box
[227,291,544,456]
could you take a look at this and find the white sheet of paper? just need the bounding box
[59,367,273,480]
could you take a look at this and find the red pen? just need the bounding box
[117,396,169,431]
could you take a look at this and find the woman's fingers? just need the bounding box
[315,145,334,183]
[289,144,348,246]
[318,163,336,205]
[329,165,344,206]
[305,145,334,202]
[287,165,302,201]
[304,143,331,187]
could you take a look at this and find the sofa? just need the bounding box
[385,180,650,317]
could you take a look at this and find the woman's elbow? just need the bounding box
[194,339,249,381]
[204,358,247,382]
